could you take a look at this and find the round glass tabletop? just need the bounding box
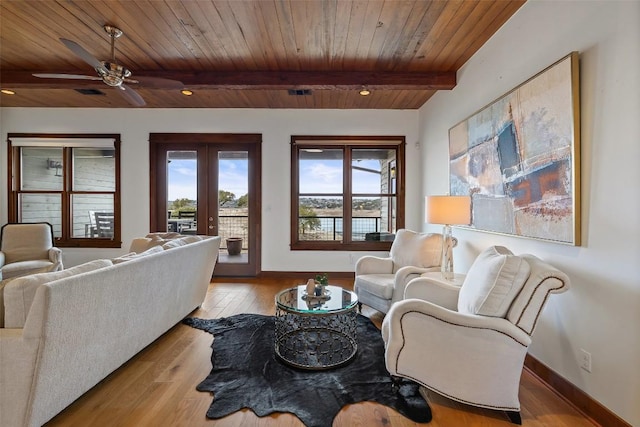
[275,285,358,314]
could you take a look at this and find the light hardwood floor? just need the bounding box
[47,277,597,427]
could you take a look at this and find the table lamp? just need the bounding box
[425,195,471,280]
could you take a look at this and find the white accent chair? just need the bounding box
[382,246,570,424]
[0,222,63,280]
[353,229,444,314]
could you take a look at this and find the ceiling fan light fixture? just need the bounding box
[103,25,123,39]
[1,89,16,95]
[359,87,371,96]
[33,24,185,106]
[181,89,193,96]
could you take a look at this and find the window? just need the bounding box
[8,134,121,248]
[291,135,405,250]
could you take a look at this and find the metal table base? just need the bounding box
[274,286,359,370]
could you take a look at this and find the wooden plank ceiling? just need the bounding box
[0,0,525,109]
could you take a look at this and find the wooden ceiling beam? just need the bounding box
[1,70,456,90]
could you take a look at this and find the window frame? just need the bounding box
[7,133,122,248]
[290,135,405,251]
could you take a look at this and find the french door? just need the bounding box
[149,133,261,276]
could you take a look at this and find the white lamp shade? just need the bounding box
[425,195,471,225]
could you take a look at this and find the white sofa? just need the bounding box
[0,233,221,427]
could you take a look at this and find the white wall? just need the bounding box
[418,1,640,425]
[0,108,420,271]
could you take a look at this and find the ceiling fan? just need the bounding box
[33,25,184,107]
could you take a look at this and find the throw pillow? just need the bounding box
[458,246,531,318]
[129,233,197,253]
[162,238,189,249]
[3,259,113,328]
[112,245,164,264]
[181,235,203,244]
[146,232,182,239]
[162,235,203,250]
[129,237,157,254]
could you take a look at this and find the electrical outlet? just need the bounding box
[579,349,592,372]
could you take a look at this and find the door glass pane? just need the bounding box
[71,194,115,238]
[218,151,249,261]
[167,151,197,234]
[73,148,115,191]
[299,196,344,241]
[19,193,62,237]
[352,148,396,194]
[21,147,63,191]
[351,196,396,241]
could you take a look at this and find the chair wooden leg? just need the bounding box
[506,410,522,425]
[357,302,362,313]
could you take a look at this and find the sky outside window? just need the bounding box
[167,158,249,201]
[168,155,383,201]
[299,159,383,194]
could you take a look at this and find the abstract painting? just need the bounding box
[449,52,580,245]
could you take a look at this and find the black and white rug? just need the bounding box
[183,313,431,427]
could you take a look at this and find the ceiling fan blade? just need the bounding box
[118,84,146,107]
[132,76,184,89]
[60,38,108,73]
[33,73,102,81]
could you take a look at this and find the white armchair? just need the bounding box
[0,222,63,280]
[381,246,570,424]
[353,229,444,314]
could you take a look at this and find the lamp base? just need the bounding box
[441,224,454,280]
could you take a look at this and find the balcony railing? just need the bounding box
[218,215,249,249]
[298,216,387,241]
[178,214,388,249]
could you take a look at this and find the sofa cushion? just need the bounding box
[354,274,396,299]
[0,260,57,279]
[3,259,113,328]
[0,277,16,328]
[458,246,531,317]
[112,245,164,264]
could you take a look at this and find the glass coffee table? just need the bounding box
[274,285,358,370]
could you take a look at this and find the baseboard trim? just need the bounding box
[259,271,355,279]
[524,354,631,427]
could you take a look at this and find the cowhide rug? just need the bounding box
[183,313,431,427]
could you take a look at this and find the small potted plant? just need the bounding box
[314,273,329,296]
[315,273,329,285]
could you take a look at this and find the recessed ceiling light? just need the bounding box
[181,89,193,96]
[1,89,16,95]
[359,88,371,96]
[75,88,105,95]
[287,89,312,96]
